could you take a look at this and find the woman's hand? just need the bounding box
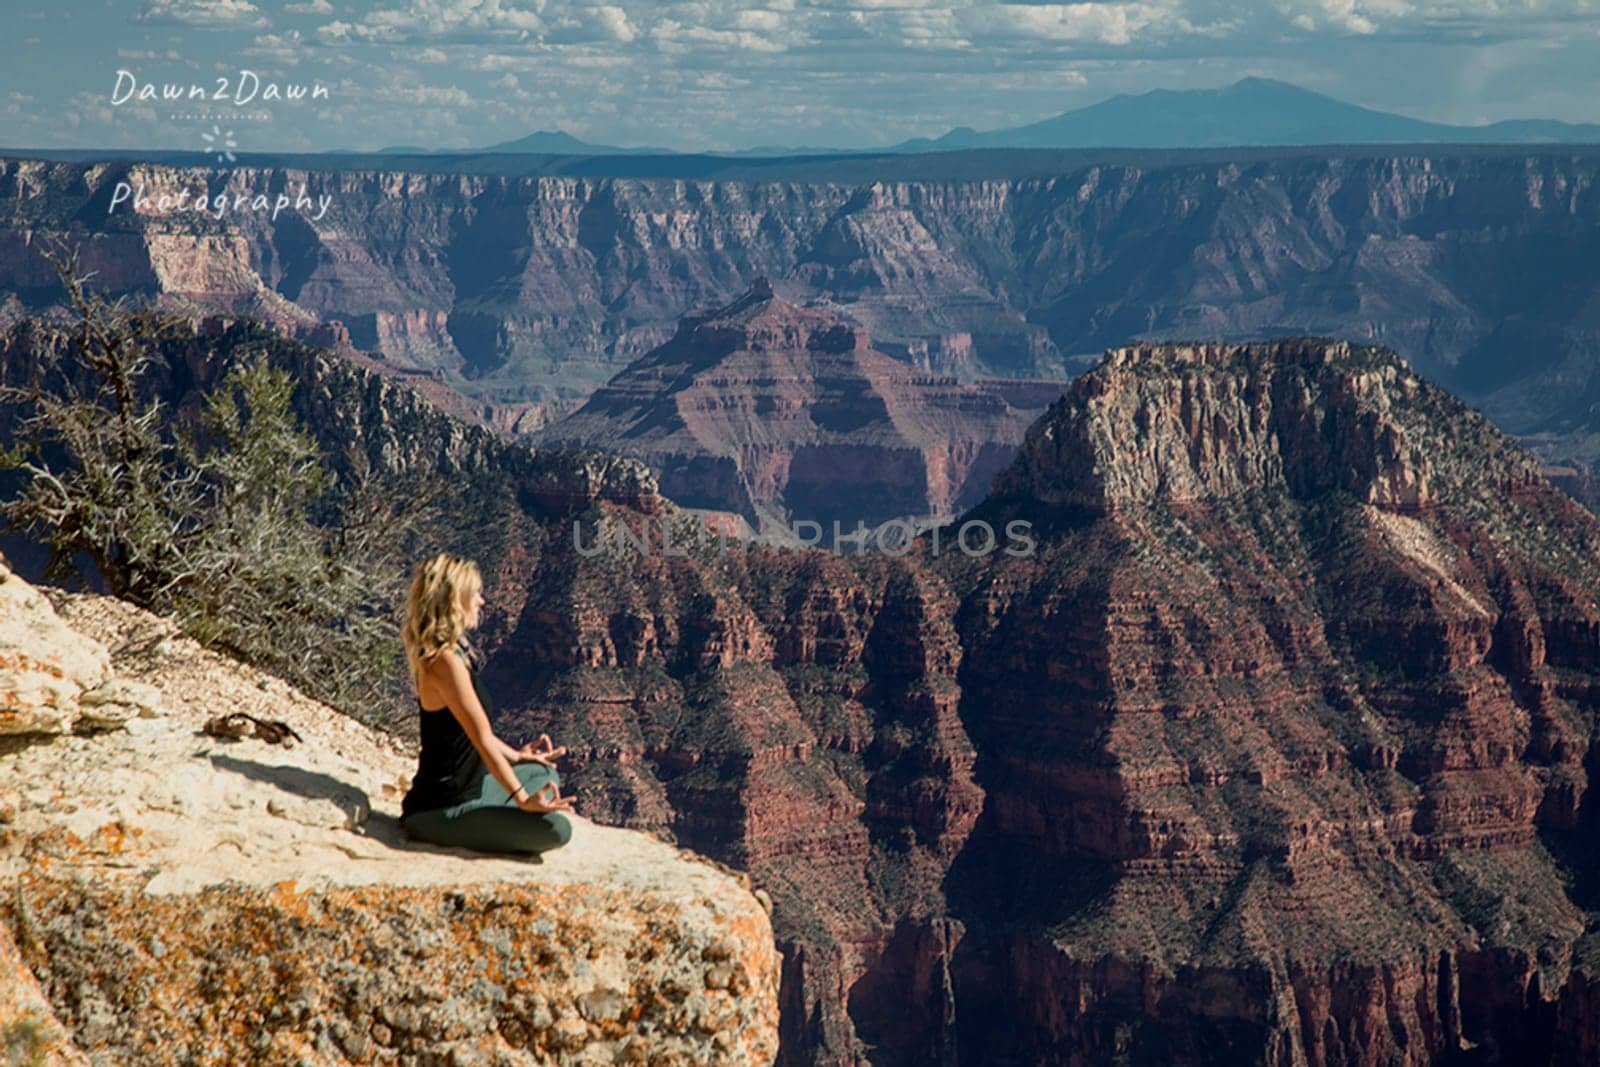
[516,781,577,815]
[511,733,566,768]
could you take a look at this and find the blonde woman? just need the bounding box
[398,553,576,854]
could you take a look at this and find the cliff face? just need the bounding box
[4,153,1599,460]
[536,280,1063,533]
[0,559,781,1065]
[943,339,1597,1065]
[481,339,1600,1064]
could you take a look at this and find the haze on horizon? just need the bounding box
[1,0,1597,156]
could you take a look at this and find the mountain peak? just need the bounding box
[700,276,777,321]
[896,76,1600,152]
[993,338,1541,511]
[1228,75,1303,92]
[673,278,860,351]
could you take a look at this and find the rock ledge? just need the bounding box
[0,561,779,1066]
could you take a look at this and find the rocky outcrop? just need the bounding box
[536,279,1064,533]
[992,338,1541,511]
[0,560,781,1065]
[0,566,169,736]
[476,339,1600,1064]
[6,153,1600,466]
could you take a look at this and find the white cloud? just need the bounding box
[246,30,308,64]
[319,0,546,44]
[957,3,1178,47]
[137,0,269,30]
[391,85,474,107]
[315,19,355,43]
[651,17,793,53]
[285,0,334,12]
[736,9,783,32]
[596,5,638,42]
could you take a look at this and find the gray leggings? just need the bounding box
[401,763,573,856]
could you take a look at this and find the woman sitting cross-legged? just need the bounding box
[398,552,577,855]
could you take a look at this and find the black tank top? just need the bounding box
[401,652,491,819]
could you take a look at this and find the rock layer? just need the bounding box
[5,153,1600,465]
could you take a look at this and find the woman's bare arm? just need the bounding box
[423,652,536,799]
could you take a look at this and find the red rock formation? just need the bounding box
[484,339,1600,1064]
[13,151,1600,480]
[535,279,1063,534]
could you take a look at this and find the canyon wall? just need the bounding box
[3,154,1599,466]
[478,339,1600,1064]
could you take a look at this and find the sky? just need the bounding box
[1,0,1596,154]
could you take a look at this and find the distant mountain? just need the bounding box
[379,129,672,156]
[370,81,1598,158]
[890,77,1600,151]
[479,129,667,155]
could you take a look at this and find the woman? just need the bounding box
[398,553,577,855]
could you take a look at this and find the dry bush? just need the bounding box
[0,246,440,728]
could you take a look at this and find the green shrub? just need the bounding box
[0,247,434,728]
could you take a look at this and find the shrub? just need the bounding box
[0,246,436,727]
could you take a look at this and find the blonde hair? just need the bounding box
[401,553,483,688]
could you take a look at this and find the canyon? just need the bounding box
[474,338,1600,1064]
[4,150,1600,483]
[8,239,1600,1060]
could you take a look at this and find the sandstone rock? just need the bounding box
[0,559,115,737]
[0,573,780,1065]
[78,678,170,720]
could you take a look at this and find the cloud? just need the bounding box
[391,85,474,107]
[595,6,638,42]
[285,0,334,12]
[246,30,308,64]
[650,17,794,53]
[137,0,269,30]
[316,0,545,44]
[1275,0,1600,40]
